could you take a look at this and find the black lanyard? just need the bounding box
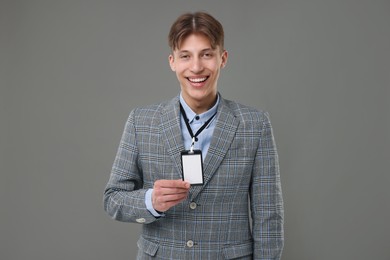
[180,103,217,150]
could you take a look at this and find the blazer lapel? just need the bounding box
[160,96,184,178]
[190,98,239,199]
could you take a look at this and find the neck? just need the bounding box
[184,94,218,114]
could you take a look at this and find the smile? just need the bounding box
[187,77,208,83]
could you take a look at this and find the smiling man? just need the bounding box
[104,12,284,259]
[169,32,227,114]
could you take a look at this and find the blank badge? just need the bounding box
[181,150,204,185]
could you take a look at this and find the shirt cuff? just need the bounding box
[145,189,163,217]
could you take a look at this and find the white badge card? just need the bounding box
[181,150,204,185]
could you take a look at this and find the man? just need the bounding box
[104,12,284,259]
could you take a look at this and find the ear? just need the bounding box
[220,50,228,68]
[168,54,176,71]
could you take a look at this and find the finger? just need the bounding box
[155,179,190,189]
[156,198,186,212]
[156,187,189,196]
[153,188,189,198]
[157,194,187,203]
[152,192,188,212]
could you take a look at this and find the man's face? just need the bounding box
[169,33,228,112]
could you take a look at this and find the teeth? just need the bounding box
[188,77,207,83]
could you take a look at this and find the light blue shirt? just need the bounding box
[145,93,220,217]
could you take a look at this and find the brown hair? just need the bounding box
[168,12,224,52]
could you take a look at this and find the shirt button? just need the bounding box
[195,115,200,120]
[189,202,197,209]
[136,218,146,223]
[186,240,194,248]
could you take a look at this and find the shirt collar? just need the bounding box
[179,93,220,123]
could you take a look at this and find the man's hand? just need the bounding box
[152,179,190,212]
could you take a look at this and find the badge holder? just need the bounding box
[181,138,204,185]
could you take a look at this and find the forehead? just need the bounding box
[176,33,217,52]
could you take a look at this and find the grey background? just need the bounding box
[1,0,389,259]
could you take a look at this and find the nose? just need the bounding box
[190,57,203,73]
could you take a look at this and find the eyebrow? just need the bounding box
[177,48,215,54]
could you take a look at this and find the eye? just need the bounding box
[203,52,214,59]
[179,54,190,60]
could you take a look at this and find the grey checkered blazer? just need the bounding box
[104,95,284,259]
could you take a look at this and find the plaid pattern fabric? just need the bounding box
[104,95,284,259]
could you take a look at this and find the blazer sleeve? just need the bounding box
[250,112,284,259]
[103,109,158,224]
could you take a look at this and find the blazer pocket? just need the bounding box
[137,236,159,257]
[222,240,253,259]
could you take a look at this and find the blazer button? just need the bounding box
[136,218,146,223]
[189,202,197,209]
[186,240,194,248]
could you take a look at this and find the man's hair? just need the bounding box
[168,12,224,51]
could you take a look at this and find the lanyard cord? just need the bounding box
[179,103,217,152]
